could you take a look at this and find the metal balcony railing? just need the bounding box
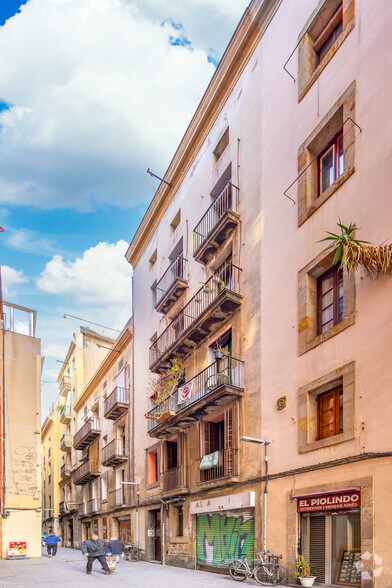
[155,255,188,308]
[102,439,127,464]
[193,182,238,252]
[149,260,242,367]
[111,488,125,507]
[60,375,71,396]
[61,464,71,478]
[60,433,72,448]
[74,418,100,449]
[73,459,99,484]
[60,405,71,421]
[87,498,99,514]
[103,387,128,418]
[196,448,238,482]
[147,355,244,431]
[161,465,186,492]
[78,502,87,517]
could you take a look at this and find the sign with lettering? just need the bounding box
[8,541,27,557]
[190,491,255,514]
[297,491,360,513]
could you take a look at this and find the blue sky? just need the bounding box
[0,0,249,414]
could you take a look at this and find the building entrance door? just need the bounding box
[118,519,131,544]
[147,509,161,562]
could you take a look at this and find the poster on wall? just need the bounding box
[8,542,27,557]
[334,548,361,586]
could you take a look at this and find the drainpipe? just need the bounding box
[263,442,269,554]
[131,276,136,526]
[1,321,5,519]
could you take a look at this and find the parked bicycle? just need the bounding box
[229,551,287,585]
[124,544,143,562]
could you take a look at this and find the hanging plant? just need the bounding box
[148,357,185,406]
[319,221,392,277]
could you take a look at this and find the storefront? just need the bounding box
[293,489,361,586]
[191,491,255,571]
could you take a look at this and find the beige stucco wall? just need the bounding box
[3,329,42,558]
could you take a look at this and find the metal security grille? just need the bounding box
[309,516,326,582]
[196,508,255,570]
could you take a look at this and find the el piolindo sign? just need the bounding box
[297,491,361,513]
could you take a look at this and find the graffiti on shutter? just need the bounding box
[196,508,255,569]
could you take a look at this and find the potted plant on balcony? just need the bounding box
[213,342,224,361]
[296,557,316,586]
[148,358,185,423]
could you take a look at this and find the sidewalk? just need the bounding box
[0,547,294,587]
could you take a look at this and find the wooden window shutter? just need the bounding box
[90,440,99,471]
[224,406,234,475]
[317,388,341,439]
[203,421,212,455]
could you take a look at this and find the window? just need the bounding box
[148,449,158,485]
[317,388,343,440]
[48,474,51,484]
[151,280,157,310]
[318,132,343,195]
[297,82,356,225]
[48,447,51,457]
[317,266,343,334]
[149,249,157,270]
[297,0,354,101]
[170,209,181,234]
[177,505,184,537]
[213,127,229,164]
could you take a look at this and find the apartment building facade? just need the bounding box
[71,320,132,545]
[55,327,114,548]
[41,404,62,535]
[1,301,42,558]
[125,1,392,586]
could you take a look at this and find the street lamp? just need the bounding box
[121,482,140,546]
[240,436,271,553]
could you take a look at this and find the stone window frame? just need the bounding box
[298,81,356,226]
[287,476,373,587]
[298,248,355,356]
[298,361,355,453]
[298,0,355,102]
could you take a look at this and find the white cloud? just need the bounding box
[7,227,56,255]
[41,341,69,360]
[36,239,132,306]
[0,0,224,209]
[1,264,28,296]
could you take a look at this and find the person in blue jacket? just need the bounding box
[43,529,61,557]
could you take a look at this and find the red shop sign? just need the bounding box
[297,491,360,513]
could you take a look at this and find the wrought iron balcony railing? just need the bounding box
[74,418,100,450]
[193,182,239,261]
[60,433,72,451]
[104,387,129,420]
[73,458,100,485]
[61,464,71,479]
[161,465,187,493]
[60,405,71,424]
[147,355,244,432]
[149,260,242,369]
[102,439,128,467]
[154,255,188,313]
[60,375,71,396]
[196,448,238,482]
[87,498,99,514]
[111,488,125,507]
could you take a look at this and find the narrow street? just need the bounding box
[0,547,292,588]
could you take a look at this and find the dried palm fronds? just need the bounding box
[319,222,392,277]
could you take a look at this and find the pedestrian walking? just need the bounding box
[81,533,111,575]
[43,529,61,557]
[106,537,125,566]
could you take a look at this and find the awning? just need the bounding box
[291,487,360,500]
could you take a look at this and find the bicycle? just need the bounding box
[124,544,143,562]
[229,552,287,585]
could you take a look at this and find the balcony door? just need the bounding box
[200,406,236,480]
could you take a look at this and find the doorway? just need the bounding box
[147,509,161,562]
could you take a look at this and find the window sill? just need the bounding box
[299,429,355,453]
[298,165,355,226]
[299,314,355,356]
[298,21,355,103]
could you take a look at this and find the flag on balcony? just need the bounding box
[177,381,193,404]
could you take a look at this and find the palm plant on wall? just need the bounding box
[319,221,392,277]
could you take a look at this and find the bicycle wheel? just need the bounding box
[129,548,142,562]
[254,563,287,585]
[229,560,248,581]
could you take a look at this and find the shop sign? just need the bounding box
[190,491,255,514]
[297,491,360,513]
[147,528,155,537]
[8,541,27,557]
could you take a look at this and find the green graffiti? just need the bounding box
[196,512,255,566]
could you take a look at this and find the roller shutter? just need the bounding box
[309,516,326,582]
[196,508,255,570]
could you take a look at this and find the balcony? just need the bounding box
[110,488,126,508]
[193,182,239,264]
[147,355,244,438]
[149,260,242,373]
[59,500,67,514]
[196,448,238,483]
[74,418,100,450]
[73,459,100,485]
[78,502,87,517]
[87,498,99,514]
[161,465,188,496]
[102,439,128,468]
[59,375,71,397]
[60,433,72,452]
[60,405,71,425]
[104,387,129,421]
[154,255,188,314]
[61,464,71,480]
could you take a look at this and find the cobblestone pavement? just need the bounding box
[0,547,293,587]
